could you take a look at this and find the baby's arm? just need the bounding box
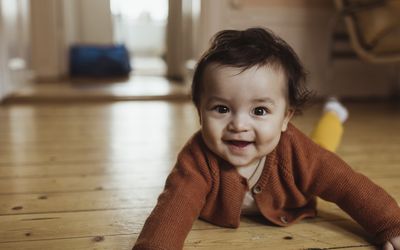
[287,119,400,247]
[133,138,212,250]
[299,147,400,245]
[308,100,400,248]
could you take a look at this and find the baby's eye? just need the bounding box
[213,105,230,113]
[253,107,269,116]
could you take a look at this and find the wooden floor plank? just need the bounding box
[186,221,375,250]
[0,234,136,250]
[0,209,145,243]
[0,189,161,215]
[0,174,167,194]
[0,162,172,178]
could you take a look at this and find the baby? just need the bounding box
[133,27,400,250]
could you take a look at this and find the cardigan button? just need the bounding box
[253,186,262,194]
[280,215,289,224]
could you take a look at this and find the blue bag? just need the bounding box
[69,44,131,77]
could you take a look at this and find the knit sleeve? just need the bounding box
[133,135,212,250]
[297,140,400,244]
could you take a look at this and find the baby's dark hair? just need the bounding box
[191,27,313,114]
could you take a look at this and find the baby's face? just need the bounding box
[199,64,293,168]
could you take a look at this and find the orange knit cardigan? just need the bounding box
[133,123,400,250]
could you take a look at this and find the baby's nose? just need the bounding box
[227,114,250,132]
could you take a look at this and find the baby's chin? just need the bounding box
[222,155,260,168]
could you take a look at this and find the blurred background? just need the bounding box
[1,1,400,249]
[0,0,399,102]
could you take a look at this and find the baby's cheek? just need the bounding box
[205,118,225,135]
[201,124,220,147]
[256,126,281,146]
[255,125,275,139]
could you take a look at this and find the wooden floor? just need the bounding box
[0,99,399,250]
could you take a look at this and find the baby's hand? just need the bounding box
[383,236,400,250]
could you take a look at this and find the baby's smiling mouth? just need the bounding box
[224,140,253,148]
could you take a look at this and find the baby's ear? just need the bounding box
[281,108,294,132]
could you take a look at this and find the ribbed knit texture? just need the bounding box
[133,123,400,249]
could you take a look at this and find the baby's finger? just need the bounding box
[383,241,394,250]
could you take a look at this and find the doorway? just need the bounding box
[110,0,168,76]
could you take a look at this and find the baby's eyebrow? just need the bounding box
[207,96,229,103]
[252,97,276,106]
[206,96,276,106]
